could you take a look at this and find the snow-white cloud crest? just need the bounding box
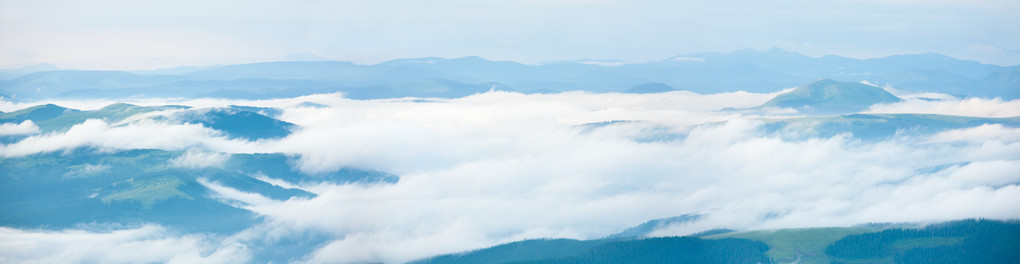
[0,225,250,264]
[0,120,40,135]
[171,149,231,169]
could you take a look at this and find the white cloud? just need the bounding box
[0,119,262,158]
[928,124,1020,143]
[0,225,250,264]
[2,91,1018,263]
[170,149,231,169]
[865,97,1020,117]
[0,120,40,135]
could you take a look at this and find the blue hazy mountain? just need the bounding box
[55,78,342,100]
[2,70,186,101]
[183,60,454,87]
[982,65,1020,99]
[0,63,62,80]
[4,49,1014,101]
[380,56,544,84]
[759,79,903,114]
[341,78,511,99]
[622,82,676,94]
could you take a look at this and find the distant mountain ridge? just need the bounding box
[1,48,1017,101]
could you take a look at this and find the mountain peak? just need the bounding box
[0,104,75,123]
[761,79,902,114]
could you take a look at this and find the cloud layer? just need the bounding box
[1,91,1018,263]
[0,120,40,135]
[0,225,249,264]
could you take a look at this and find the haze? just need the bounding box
[2,0,1020,70]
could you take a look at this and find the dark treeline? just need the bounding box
[825,219,1020,264]
[529,237,773,264]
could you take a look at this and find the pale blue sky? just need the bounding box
[1,0,1018,69]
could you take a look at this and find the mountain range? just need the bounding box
[2,48,1017,101]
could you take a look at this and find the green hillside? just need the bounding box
[1,103,296,141]
[0,148,396,233]
[415,220,1020,264]
[704,227,887,264]
[0,104,78,123]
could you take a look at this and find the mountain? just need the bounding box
[25,103,188,133]
[1,103,295,141]
[616,61,801,93]
[415,219,1019,264]
[759,79,903,114]
[2,70,185,101]
[606,214,701,239]
[622,82,675,94]
[0,103,78,124]
[2,50,1016,101]
[341,78,510,100]
[170,107,295,140]
[0,63,62,80]
[824,219,1020,264]
[0,148,396,234]
[184,61,440,82]
[982,65,1020,99]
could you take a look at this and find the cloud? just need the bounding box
[0,118,262,158]
[0,225,250,264]
[2,91,1018,263]
[218,114,1019,263]
[0,120,40,135]
[865,97,1020,117]
[170,149,231,169]
[928,124,1020,143]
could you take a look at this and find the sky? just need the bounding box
[1,0,1019,70]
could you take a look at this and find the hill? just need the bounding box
[759,79,902,114]
[414,219,1020,264]
[0,148,396,234]
[412,237,773,264]
[1,103,295,141]
[0,104,78,123]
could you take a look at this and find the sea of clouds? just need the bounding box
[1,90,1019,263]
